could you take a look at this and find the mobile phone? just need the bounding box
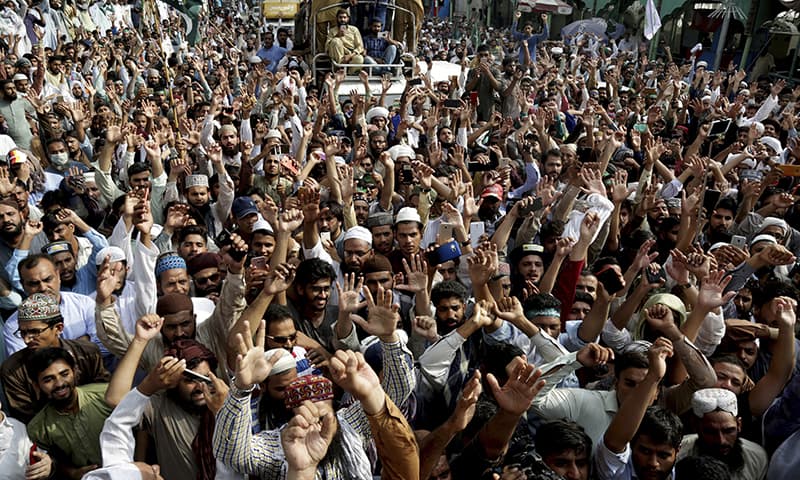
[646,266,666,285]
[378,31,389,39]
[438,223,454,241]
[400,163,414,184]
[469,91,478,106]
[633,123,648,133]
[408,78,423,86]
[427,240,462,266]
[215,229,247,261]
[594,264,624,295]
[272,144,290,155]
[320,231,332,243]
[443,99,462,109]
[469,222,485,249]
[29,444,38,465]
[183,368,212,384]
[731,235,747,249]
[702,189,722,216]
[708,119,731,138]
[250,256,267,270]
[779,165,800,177]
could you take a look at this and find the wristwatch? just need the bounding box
[230,380,256,398]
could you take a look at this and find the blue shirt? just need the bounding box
[256,45,288,73]
[364,35,389,59]
[511,20,549,64]
[3,291,103,357]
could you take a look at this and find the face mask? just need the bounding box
[50,152,69,167]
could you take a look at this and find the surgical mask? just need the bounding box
[50,152,69,167]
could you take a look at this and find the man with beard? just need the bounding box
[252,151,293,208]
[105,313,239,480]
[701,197,737,250]
[214,293,415,479]
[367,212,394,256]
[41,240,100,295]
[184,159,235,240]
[678,388,767,480]
[595,339,682,480]
[0,79,34,149]
[187,252,224,302]
[96,233,248,374]
[26,347,112,479]
[416,284,522,427]
[38,207,106,270]
[326,9,366,74]
[3,254,102,358]
[0,199,48,284]
[509,243,546,299]
[388,207,423,277]
[1,293,108,423]
[286,258,354,353]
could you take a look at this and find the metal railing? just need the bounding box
[309,0,417,79]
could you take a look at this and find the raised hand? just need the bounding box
[487,356,545,416]
[234,320,284,389]
[134,313,163,342]
[200,372,229,415]
[412,315,438,342]
[448,370,482,431]
[96,255,122,305]
[142,356,186,393]
[351,285,400,340]
[328,349,381,401]
[396,254,429,294]
[281,401,336,474]
[696,269,736,311]
[644,304,679,339]
[336,273,366,313]
[467,243,498,286]
[263,263,296,296]
[576,342,615,368]
[647,337,674,380]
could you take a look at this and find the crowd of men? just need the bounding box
[1,0,800,479]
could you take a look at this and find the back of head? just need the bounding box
[633,406,683,450]
[751,279,798,309]
[614,350,649,379]
[535,419,592,458]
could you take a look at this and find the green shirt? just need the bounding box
[26,383,112,467]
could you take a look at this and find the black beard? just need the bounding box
[221,145,239,157]
[697,436,745,473]
[50,385,76,410]
[0,222,22,241]
[167,387,207,415]
[196,283,222,298]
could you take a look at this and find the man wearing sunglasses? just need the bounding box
[186,252,224,303]
[0,293,108,423]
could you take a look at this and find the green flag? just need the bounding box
[162,0,204,45]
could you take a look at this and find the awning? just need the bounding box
[518,0,574,16]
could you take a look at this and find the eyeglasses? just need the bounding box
[194,272,220,286]
[266,333,298,344]
[14,324,55,339]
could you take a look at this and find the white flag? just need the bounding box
[644,0,662,40]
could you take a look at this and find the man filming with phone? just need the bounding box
[364,19,402,76]
[326,9,367,74]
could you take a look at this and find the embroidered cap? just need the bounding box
[42,241,73,257]
[284,375,334,409]
[19,293,60,322]
[692,388,738,418]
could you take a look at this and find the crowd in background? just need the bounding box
[1,0,800,479]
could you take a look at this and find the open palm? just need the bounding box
[487,357,544,416]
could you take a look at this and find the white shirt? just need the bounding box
[0,414,34,480]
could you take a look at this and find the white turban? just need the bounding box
[342,226,373,246]
[692,388,738,418]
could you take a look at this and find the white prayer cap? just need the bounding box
[265,349,298,377]
[395,207,421,224]
[185,174,209,189]
[83,171,96,184]
[388,144,415,162]
[759,136,782,154]
[342,226,373,246]
[252,218,274,235]
[366,106,389,123]
[95,246,126,266]
[691,388,738,418]
[757,217,788,236]
[697,60,708,69]
[750,234,778,247]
